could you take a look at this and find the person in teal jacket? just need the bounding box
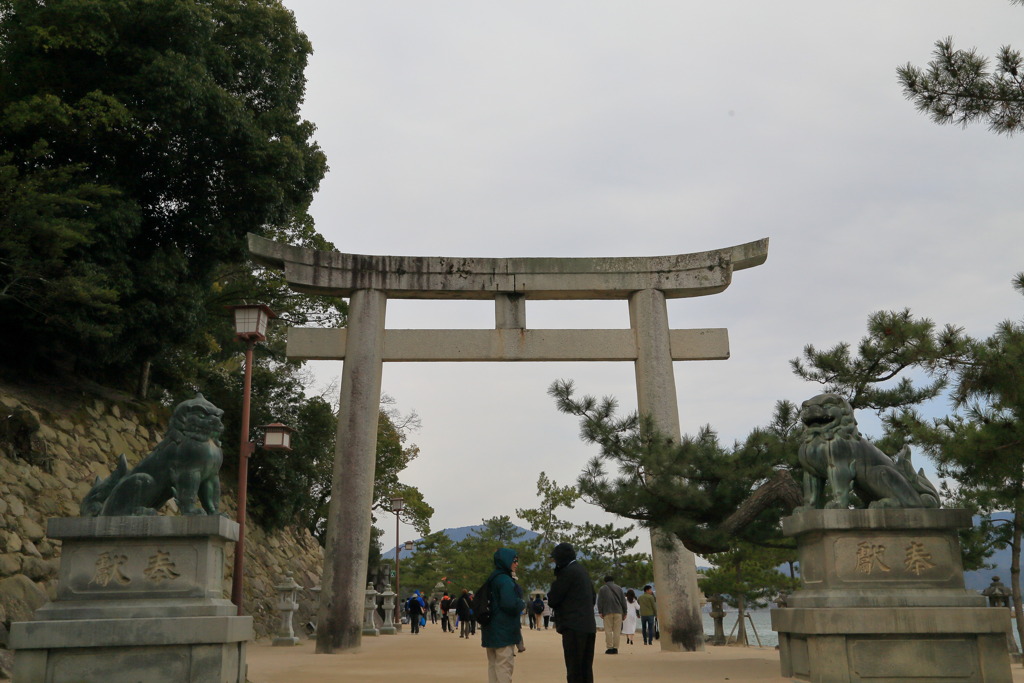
[480,548,525,683]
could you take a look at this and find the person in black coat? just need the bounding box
[455,588,473,638]
[547,543,596,683]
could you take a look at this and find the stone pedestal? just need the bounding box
[10,516,253,683]
[772,509,1012,683]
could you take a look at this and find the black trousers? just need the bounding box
[560,629,595,683]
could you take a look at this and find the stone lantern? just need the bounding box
[981,576,1019,657]
[982,577,1013,609]
[379,582,397,635]
[272,572,301,646]
[363,583,380,636]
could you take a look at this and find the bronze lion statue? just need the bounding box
[81,393,225,517]
[795,393,939,511]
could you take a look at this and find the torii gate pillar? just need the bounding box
[318,289,387,652]
[630,288,704,650]
[247,234,768,654]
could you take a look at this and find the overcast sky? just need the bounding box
[280,1,1022,556]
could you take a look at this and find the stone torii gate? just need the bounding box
[247,234,769,654]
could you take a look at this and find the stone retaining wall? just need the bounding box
[0,382,324,679]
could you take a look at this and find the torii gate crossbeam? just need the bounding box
[247,234,769,655]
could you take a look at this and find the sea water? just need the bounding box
[701,610,1022,650]
[702,609,778,648]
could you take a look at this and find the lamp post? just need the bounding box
[391,496,405,627]
[226,303,293,616]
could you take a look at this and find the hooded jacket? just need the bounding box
[480,547,525,649]
[407,590,425,615]
[547,543,596,634]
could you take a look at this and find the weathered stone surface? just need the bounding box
[3,533,21,554]
[773,509,1012,682]
[10,520,252,683]
[248,233,769,300]
[20,556,58,582]
[19,517,45,542]
[0,574,47,623]
[0,554,21,577]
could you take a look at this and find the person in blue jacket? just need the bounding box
[480,548,525,683]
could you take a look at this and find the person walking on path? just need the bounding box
[440,591,453,633]
[407,590,426,634]
[455,588,474,638]
[531,594,545,630]
[596,575,627,654]
[638,585,657,645]
[547,542,596,683]
[429,596,439,624]
[542,597,552,629]
[480,548,525,683]
[622,589,640,645]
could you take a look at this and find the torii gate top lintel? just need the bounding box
[247,233,768,300]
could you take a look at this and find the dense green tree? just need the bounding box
[199,340,431,540]
[396,531,459,596]
[549,380,803,555]
[0,0,327,389]
[440,516,535,594]
[898,1,1024,135]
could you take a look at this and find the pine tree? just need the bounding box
[698,543,799,646]
[899,274,1024,648]
[548,380,802,555]
[790,309,968,416]
[899,1,1024,136]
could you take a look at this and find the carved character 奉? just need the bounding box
[81,394,225,517]
[795,393,939,512]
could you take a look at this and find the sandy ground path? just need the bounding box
[247,621,799,683]
[247,620,1024,683]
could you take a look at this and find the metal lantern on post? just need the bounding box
[390,496,404,629]
[228,303,276,342]
[259,423,294,451]
[225,303,288,616]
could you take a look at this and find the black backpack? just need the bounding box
[532,597,544,614]
[472,578,493,627]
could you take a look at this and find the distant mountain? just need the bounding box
[381,524,539,560]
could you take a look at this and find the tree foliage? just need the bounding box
[790,309,968,416]
[699,543,798,645]
[0,0,327,389]
[892,274,1024,648]
[515,472,652,590]
[898,1,1024,135]
[549,380,802,555]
